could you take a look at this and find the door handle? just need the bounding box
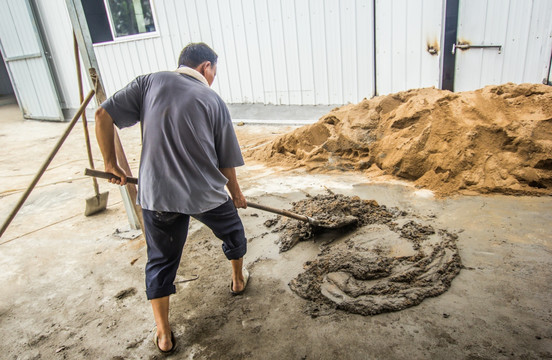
[452,43,502,54]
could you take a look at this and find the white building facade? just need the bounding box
[0,0,551,120]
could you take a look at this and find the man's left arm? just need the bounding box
[220,167,247,209]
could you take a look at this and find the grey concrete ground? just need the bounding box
[0,103,551,359]
[227,103,335,124]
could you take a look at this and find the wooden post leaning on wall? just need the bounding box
[65,0,143,231]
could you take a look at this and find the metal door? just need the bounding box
[0,0,63,120]
[454,0,552,92]
[375,0,444,96]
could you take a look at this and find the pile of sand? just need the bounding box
[247,83,552,196]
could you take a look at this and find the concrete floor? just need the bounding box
[0,103,551,359]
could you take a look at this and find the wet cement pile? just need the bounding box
[248,83,552,196]
[269,193,398,252]
[268,193,462,316]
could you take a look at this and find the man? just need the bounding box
[95,42,248,353]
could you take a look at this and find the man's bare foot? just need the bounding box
[231,268,249,295]
[153,328,175,353]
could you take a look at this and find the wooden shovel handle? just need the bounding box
[84,170,314,224]
[84,168,138,185]
[247,201,310,223]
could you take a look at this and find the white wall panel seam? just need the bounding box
[133,42,144,76]
[251,0,266,104]
[169,1,184,55]
[203,1,222,96]
[152,39,162,70]
[192,0,200,40]
[403,0,408,90]
[239,0,255,103]
[106,48,118,95]
[354,1,361,102]
[278,1,290,104]
[143,41,153,73]
[181,1,193,43]
[308,0,316,104]
[228,1,244,102]
[214,0,234,101]
[265,1,278,104]
[155,1,175,70]
[123,43,134,82]
[5,1,25,57]
[521,0,535,81]
[130,42,139,77]
[338,2,343,103]
[499,0,512,82]
[203,0,216,47]
[183,1,193,41]
[390,0,394,93]
[479,0,489,89]
[293,0,303,104]
[419,0,424,87]
[323,0,330,103]
[140,41,151,71]
[25,60,44,114]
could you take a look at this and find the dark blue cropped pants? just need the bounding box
[142,199,247,300]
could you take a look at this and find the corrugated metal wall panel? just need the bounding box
[267,0,292,104]
[375,0,443,96]
[0,0,62,119]
[325,0,343,104]
[27,0,550,110]
[295,0,314,104]
[341,0,358,104]
[89,0,375,105]
[9,61,38,113]
[6,0,40,55]
[241,0,268,103]
[454,0,552,91]
[310,1,330,104]
[94,37,165,96]
[281,0,302,105]
[35,0,72,108]
[356,0,374,101]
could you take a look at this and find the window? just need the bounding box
[82,0,157,44]
[106,0,156,37]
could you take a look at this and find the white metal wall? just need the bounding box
[454,0,552,92]
[17,0,552,110]
[34,0,100,113]
[93,0,376,105]
[375,0,444,96]
[0,0,63,120]
[35,0,78,108]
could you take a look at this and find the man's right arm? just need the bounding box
[95,107,128,185]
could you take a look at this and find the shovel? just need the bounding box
[74,34,108,216]
[84,169,358,229]
[246,202,358,229]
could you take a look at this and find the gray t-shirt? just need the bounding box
[101,71,244,214]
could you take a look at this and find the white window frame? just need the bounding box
[101,0,159,44]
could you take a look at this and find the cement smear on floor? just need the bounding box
[264,192,462,316]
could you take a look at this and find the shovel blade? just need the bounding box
[312,215,359,229]
[85,192,109,216]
